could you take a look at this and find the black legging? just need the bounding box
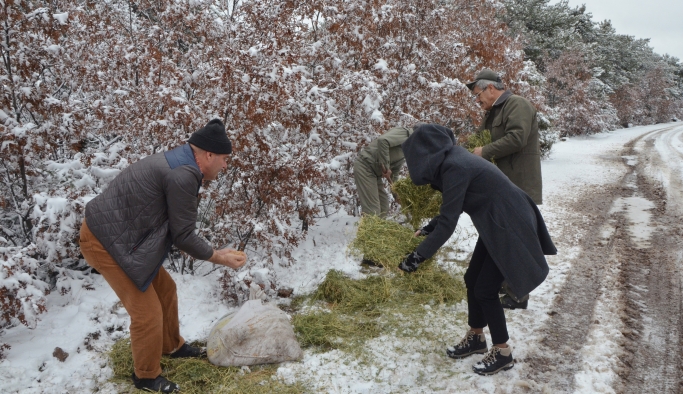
[463,237,509,344]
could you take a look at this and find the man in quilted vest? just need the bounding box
[79,119,246,393]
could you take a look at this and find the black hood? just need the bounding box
[401,124,456,186]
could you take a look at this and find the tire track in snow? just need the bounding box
[520,125,683,392]
[615,125,683,394]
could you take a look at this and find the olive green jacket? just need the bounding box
[479,91,542,204]
[357,126,413,182]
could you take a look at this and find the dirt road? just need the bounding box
[523,124,683,393]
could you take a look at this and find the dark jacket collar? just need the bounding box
[492,90,513,108]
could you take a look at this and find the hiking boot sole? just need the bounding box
[502,304,527,310]
[501,299,528,310]
[446,347,488,359]
[473,360,514,375]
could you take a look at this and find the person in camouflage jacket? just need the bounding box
[353,126,413,217]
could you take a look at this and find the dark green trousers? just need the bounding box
[353,158,389,217]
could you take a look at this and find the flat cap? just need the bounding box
[465,69,502,90]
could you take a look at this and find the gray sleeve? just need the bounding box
[164,167,213,260]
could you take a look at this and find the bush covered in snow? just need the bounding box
[1,0,680,331]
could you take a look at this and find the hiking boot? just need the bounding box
[472,346,514,375]
[170,342,206,358]
[446,331,488,359]
[500,294,528,310]
[132,373,180,393]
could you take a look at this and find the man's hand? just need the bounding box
[473,147,483,157]
[414,228,429,237]
[398,251,426,273]
[381,164,393,184]
[209,248,247,269]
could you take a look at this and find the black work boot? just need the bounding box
[132,373,180,393]
[446,330,488,359]
[500,294,529,310]
[472,346,514,375]
[170,342,206,358]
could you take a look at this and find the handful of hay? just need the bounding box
[392,176,441,230]
[465,129,492,152]
[350,215,428,267]
[465,129,495,163]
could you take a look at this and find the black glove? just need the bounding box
[398,251,426,273]
[417,224,435,236]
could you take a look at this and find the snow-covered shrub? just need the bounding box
[537,113,558,159]
[2,0,546,313]
[0,247,49,329]
[219,267,278,306]
[545,48,618,137]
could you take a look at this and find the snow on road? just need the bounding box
[1,123,681,393]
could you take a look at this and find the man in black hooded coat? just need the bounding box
[398,124,556,375]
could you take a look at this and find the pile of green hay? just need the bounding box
[108,338,307,393]
[292,267,466,352]
[391,177,442,230]
[349,214,426,266]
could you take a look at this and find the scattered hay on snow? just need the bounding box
[108,338,307,393]
[292,266,466,352]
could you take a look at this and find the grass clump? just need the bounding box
[349,214,425,266]
[393,263,465,305]
[391,177,442,230]
[313,270,392,313]
[465,129,495,163]
[292,310,380,351]
[292,265,466,353]
[465,129,492,152]
[108,338,308,393]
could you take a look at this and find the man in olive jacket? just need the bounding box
[79,119,246,393]
[398,124,556,375]
[468,69,542,309]
[353,126,413,217]
[468,69,542,205]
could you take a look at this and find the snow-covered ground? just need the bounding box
[0,123,675,393]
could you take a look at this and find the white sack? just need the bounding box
[207,299,303,367]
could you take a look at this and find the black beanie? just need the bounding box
[188,119,232,154]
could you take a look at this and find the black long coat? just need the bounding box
[402,124,556,298]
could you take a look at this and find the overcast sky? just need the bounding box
[553,0,683,62]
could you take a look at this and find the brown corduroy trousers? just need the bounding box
[79,219,185,379]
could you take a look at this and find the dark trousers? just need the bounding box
[463,237,509,344]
